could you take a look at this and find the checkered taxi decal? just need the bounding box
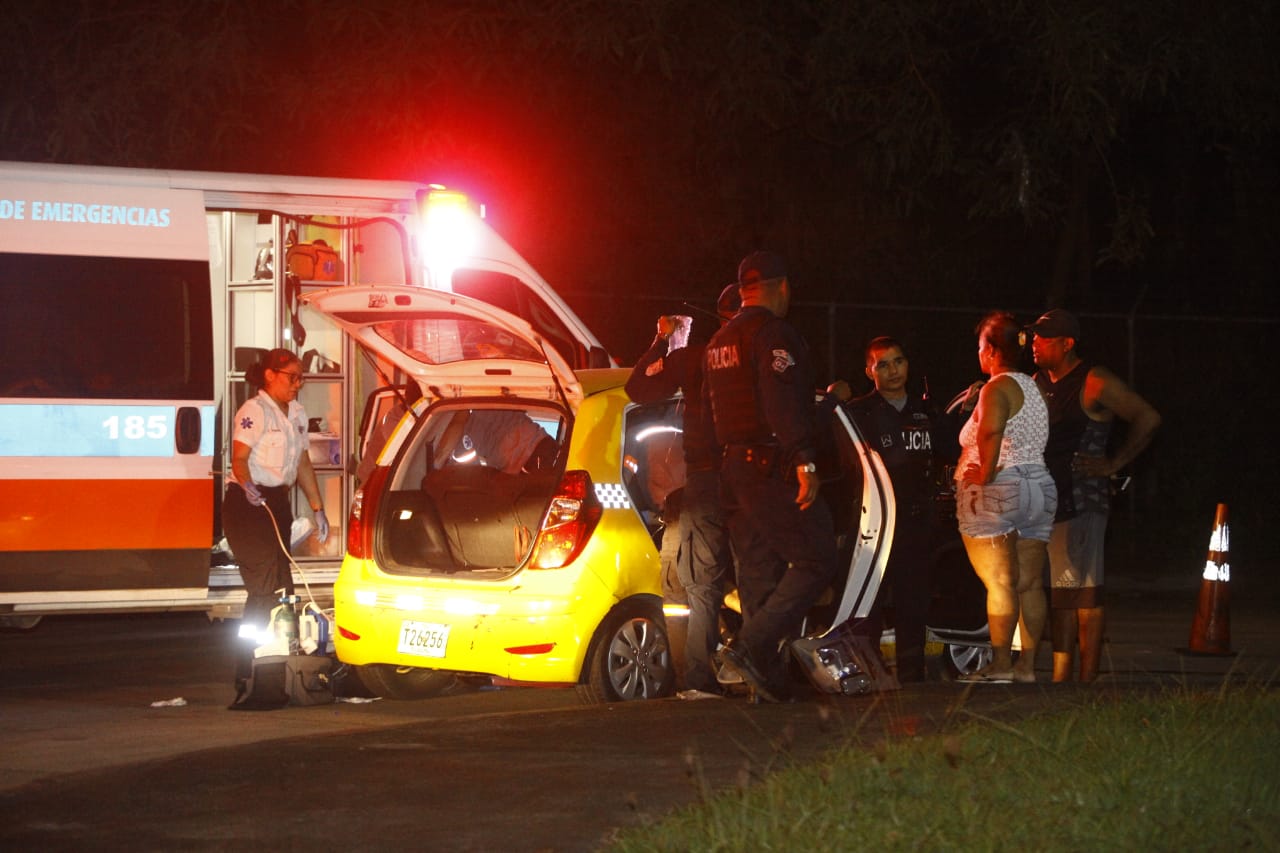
[593,482,632,509]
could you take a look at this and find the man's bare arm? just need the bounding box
[1079,366,1162,476]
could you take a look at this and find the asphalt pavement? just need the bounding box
[1,570,1276,851]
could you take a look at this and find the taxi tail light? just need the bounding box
[347,466,389,559]
[528,470,602,570]
[505,643,556,656]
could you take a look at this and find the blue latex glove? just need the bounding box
[242,481,265,507]
[315,510,330,543]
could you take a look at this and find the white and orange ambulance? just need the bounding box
[0,161,609,627]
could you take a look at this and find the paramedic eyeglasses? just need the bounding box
[272,368,305,385]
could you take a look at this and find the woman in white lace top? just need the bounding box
[954,312,1057,684]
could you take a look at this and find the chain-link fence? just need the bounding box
[568,288,1279,583]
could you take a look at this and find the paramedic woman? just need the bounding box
[224,348,330,692]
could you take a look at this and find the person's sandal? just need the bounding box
[957,667,1014,684]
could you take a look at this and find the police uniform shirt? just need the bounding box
[847,390,937,516]
[626,336,715,471]
[230,390,309,488]
[704,305,818,468]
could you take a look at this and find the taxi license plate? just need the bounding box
[397,620,450,658]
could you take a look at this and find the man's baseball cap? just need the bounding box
[737,250,787,287]
[1026,308,1081,339]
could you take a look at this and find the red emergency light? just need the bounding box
[415,187,483,289]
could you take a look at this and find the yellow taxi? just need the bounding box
[306,286,686,702]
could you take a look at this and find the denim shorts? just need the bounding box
[955,464,1058,541]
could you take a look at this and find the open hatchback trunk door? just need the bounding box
[301,285,583,407]
[303,285,586,578]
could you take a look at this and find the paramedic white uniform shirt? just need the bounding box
[230,390,309,488]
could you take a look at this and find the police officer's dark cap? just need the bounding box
[1026,308,1080,340]
[737,251,787,287]
[716,282,741,320]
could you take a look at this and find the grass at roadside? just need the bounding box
[607,684,1280,851]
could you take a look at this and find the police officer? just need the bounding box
[830,337,945,682]
[626,308,731,697]
[702,251,837,702]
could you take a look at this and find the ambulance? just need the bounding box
[0,160,609,628]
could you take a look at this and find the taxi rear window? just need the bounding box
[331,314,544,365]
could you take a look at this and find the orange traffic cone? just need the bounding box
[1185,503,1233,656]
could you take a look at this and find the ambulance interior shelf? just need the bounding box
[269,213,413,287]
[230,347,340,375]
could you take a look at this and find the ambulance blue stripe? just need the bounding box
[0,404,215,457]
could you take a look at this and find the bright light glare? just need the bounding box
[354,589,377,606]
[238,623,272,645]
[517,600,554,614]
[421,190,478,288]
[443,598,499,616]
[395,594,424,611]
[636,425,683,442]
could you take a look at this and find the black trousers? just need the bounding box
[720,456,838,692]
[676,468,731,692]
[877,510,933,679]
[222,483,294,679]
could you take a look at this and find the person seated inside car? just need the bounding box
[444,409,559,475]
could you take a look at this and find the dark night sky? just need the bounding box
[4,2,1273,321]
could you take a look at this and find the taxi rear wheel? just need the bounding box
[355,663,459,700]
[944,643,993,678]
[579,598,674,704]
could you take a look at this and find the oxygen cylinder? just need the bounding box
[271,598,300,655]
